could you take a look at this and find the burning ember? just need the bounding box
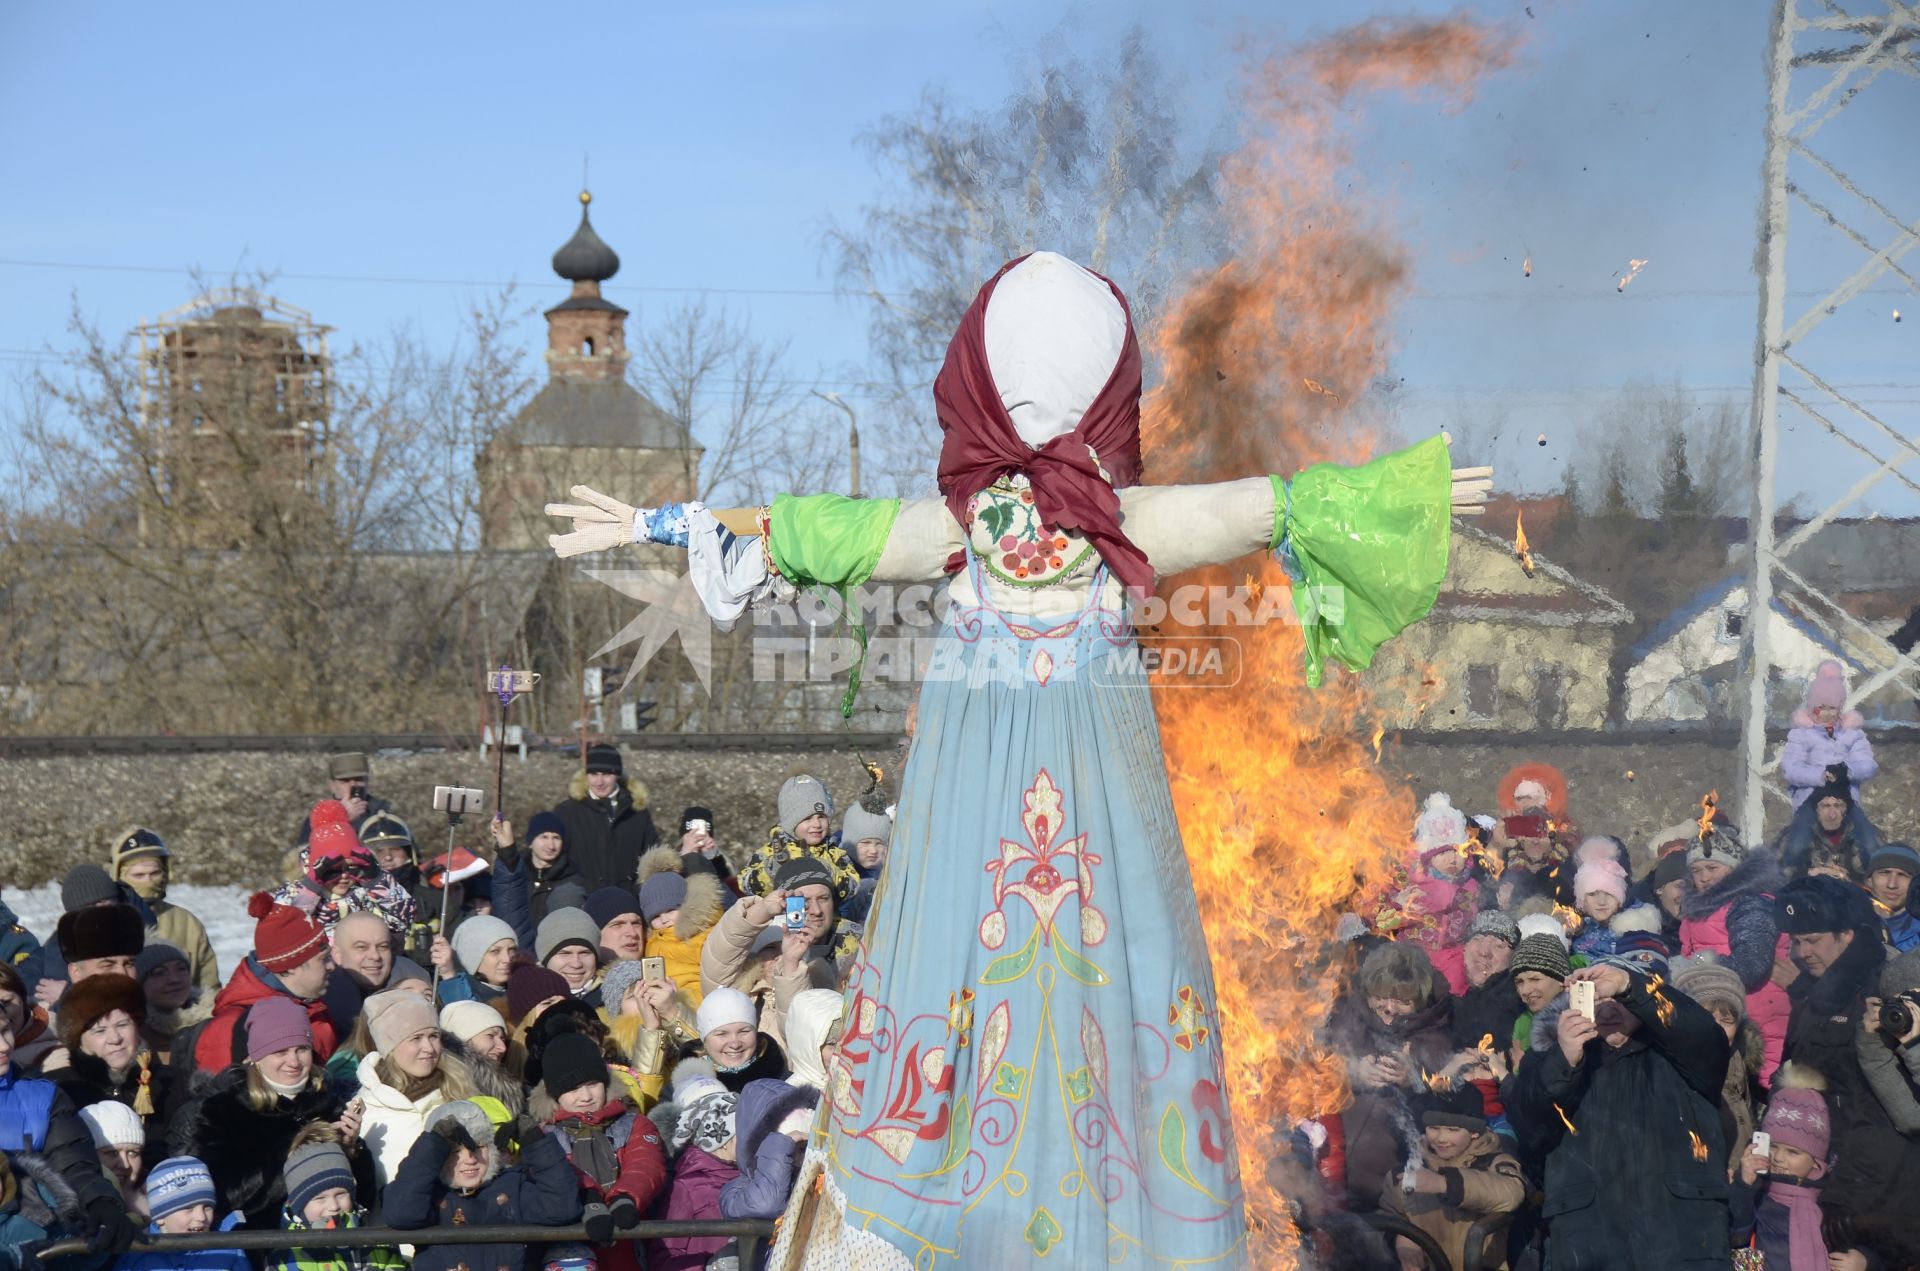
[1647,973,1675,1028]
[1514,512,1536,578]
[1894,308,1902,323]
[1461,835,1504,879]
[1522,254,1532,277]
[1135,13,1514,1265]
[1370,725,1386,763]
[1476,1033,1495,1055]
[1697,790,1719,840]
[1552,903,1584,936]
[1553,1103,1578,1136]
[1689,1130,1709,1162]
[1616,258,1649,291]
[1302,377,1340,401]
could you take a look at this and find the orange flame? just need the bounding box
[1697,790,1719,840]
[1370,725,1386,763]
[1689,1130,1709,1162]
[1616,257,1649,291]
[1137,16,1516,1263]
[1647,973,1675,1028]
[1302,377,1340,401]
[1553,1102,1578,1136]
[1476,1033,1495,1054]
[1552,902,1584,936]
[1514,512,1536,578]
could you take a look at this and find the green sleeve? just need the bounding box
[1279,434,1452,688]
[766,493,903,590]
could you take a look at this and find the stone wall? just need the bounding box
[3,732,1914,889]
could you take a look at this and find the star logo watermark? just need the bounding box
[581,568,716,694]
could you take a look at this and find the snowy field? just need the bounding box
[7,883,260,984]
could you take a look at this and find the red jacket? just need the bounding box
[195,958,338,1072]
[547,1100,668,1271]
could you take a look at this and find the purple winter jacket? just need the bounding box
[643,1146,741,1271]
[1780,708,1877,806]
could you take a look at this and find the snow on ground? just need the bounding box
[7,883,261,983]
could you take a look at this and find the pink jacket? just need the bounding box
[1680,904,1789,1084]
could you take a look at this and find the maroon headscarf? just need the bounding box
[934,255,1152,597]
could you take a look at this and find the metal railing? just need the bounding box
[37,1219,780,1266]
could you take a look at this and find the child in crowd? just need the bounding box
[535,1032,669,1271]
[1781,660,1877,808]
[718,1077,813,1221]
[838,804,892,925]
[80,1100,147,1216]
[1568,855,1663,962]
[432,916,517,1006]
[267,1125,405,1271]
[381,1100,583,1271]
[644,1060,741,1271]
[1732,1080,1839,1268]
[117,1157,247,1271]
[1380,1084,1525,1271]
[636,847,726,1004]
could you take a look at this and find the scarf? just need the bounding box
[1767,1177,1828,1269]
[933,255,1152,598]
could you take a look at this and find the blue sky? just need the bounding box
[2,0,1913,509]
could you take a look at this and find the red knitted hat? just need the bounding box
[248,891,329,974]
[306,801,369,868]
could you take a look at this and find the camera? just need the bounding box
[1883,993,1918,1042]
[784,895,808,933]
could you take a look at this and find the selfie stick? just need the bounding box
[434,803,462,1007]
[484,665,539,826]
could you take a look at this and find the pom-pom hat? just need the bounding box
[249,891,329,973]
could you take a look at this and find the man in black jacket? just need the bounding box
[1509,959,1732,1269]
[551,743,658,892]
[1775,875,1889,1140]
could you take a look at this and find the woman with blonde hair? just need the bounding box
[351,990,521,1186]
[166,996,372,1232]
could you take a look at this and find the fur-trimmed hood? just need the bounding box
[1681,848,1785,921]
[733,1078,817,1172]
[1609,904,1665,937]
[567,770,650,810]
[1792,706,1865,731]
[1790,913,1887,1017]
[1,1149,86,1230]
[636,847,727,941]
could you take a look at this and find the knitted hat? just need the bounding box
[1868,842,1920,877]
[326,752,371,780]
[1516,912,1571,951]
[134,941,189,982]
[536,908,602,963]
[585,743,624,776]
[285,1140,356,1217]
[1804,659,1848,710]
[695,986,757,1038]
[358,811,413,849]
[681,806,716,834]
[1670,954,1747,1021]
[450,916,516,976]
[543,1245,598,1271]
[1763,1087,1832,1167]
[389,957,432,988]
[1467,909,1519,948]
[666,1059,736,1154]
[777,775,833,835]
[1880,949,1920,1001]
[1416,1082,1488,1132]
[548,882,591,913]
[248,892,329,974]
[1688,820,1748,868]
[55,973,145,1052]
[438,1000,507,1044]
[146,1157,216,1220]
[56,903,145,963]
[61,864,122,913]
[1413,793,1468,853]
[110,828,170,878]
[79,1099,146,1150]
[1574,859,1628,905]
[1775,875,1871,935]
[1510,934,1571,982]
[1808,777,1852,810]
[525,811,567,846]
[841,805,891,848]
[305,801,367,869]
[584,888,641,930]
[1599,932,1669,978]
[506,963,573,1023]
[598,960,647,1013]
[773,856,835,895]
[1652,847,1690,889]
[363,989,438,1054]
[638,872,688,922]
[246,995,314,1062]
[541,1030,610,1098]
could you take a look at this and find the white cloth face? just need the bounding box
[983,252,1126,450]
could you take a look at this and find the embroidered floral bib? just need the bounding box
[967,477,1095,587]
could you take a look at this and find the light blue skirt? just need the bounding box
[812,561,1247,1268]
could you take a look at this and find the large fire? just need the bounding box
[1139,14,1515,1266]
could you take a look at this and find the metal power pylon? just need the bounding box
[1737,0,1920,838]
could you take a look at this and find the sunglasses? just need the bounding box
[312,855,374,885]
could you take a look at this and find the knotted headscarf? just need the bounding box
[934,253,1152,597]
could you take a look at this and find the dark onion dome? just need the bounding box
[551,190,620,283]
